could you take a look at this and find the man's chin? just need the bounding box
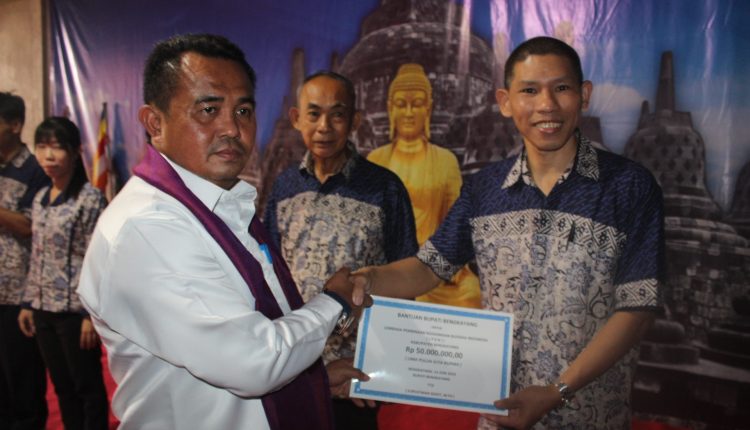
[312,148,346,161]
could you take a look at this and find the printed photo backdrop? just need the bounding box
[49,0,750,427]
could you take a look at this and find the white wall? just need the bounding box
[0,0,45,146]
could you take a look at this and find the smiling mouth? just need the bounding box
[534,121,563,132]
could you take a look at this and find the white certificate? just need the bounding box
[350,296,513,414]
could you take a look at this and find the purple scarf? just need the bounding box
[133,145,333,429]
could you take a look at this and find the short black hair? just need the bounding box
[504,36,583,89]
[143,33,256,113]
[0,92,25,124]
[300,70,357,110]
[34,117,88,198]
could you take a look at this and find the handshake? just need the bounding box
[321,267,378,405]
[322,267,374,336]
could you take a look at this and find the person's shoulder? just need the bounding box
[596,149,659,187]
[33,184,50,199]
[96,177,192,239]
[268,164,307,200]
[358,156,397,178]
[30,185,49,209]
[277,163,303,181]
[3,146,43,178]
[594,149,662,205]
[355,157,409,190]
[79,182,106,199]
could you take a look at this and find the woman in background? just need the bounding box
[18,117,109,430]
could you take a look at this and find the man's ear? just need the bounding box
[288,106,300,131]
[138,105,163,146]
[496,88,512,118]
[350,110,362,134]
[581,80,593,111]
[9,120,23,135]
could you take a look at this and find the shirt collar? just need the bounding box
[299,141,360,181]
[501,131,599,190]
[42,184,74,207]
[160,152,257,232]
[1,145,31,170]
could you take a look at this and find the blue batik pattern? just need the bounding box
[265,146,417,363]
[419,136,663,430]
[23,183,106,313]
[0,147,49,305]
[276,191,388,300]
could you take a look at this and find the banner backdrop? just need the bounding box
[49,0,750,427]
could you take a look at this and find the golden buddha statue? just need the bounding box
[368,63,481,309]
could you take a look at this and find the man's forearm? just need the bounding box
[368,256,442,298]
[0,207,31,237]
[559,310,655,392]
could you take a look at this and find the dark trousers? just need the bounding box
[332,399,378,430]
[32,311,108,430]
[0,305,47,430]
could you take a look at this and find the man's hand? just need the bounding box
[0,207,32,237]
[18,309,35,337]
[324,267,374,310]
[481,385,561,429]
[350,267,374,307]
[80,317,100,350]
[327,358,376,408]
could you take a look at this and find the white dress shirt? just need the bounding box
[77,153,342,430]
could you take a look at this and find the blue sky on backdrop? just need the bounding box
[51,0,749,207]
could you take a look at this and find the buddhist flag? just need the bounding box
[92,103,110,193]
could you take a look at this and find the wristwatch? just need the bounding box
[322,289,355,334]
[322,289,351,316]
[553,381,573,407]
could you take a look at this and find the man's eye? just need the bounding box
[520,88,536,94]
[236,107,253,116]
[202,106,217,114]
[556,84,571,92]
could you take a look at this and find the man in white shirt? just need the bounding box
[77,33,369,430]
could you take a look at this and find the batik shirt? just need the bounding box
[23,182,106,313]
[265,144,418,363]
[418,135,663,430]
[0,146,49,305]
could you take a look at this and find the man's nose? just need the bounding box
[537,89,559,112]
[220,110,240,138]
[316,114,332,132]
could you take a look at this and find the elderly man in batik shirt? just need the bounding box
[264,71,417,430]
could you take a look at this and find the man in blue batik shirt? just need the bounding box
[264,71,418,430]
[354,37,664,430]
[0,92,49,429]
